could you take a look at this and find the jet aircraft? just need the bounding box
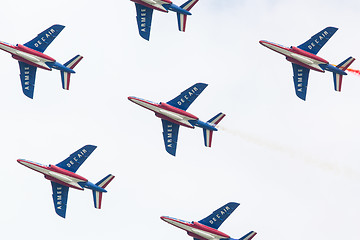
[0,24,83,98]
[132,0,199,40]
[161,202,257,240]
[259,27,355,100]
[128,83,225,156]
[17,145,115,218]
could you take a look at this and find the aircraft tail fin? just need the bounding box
[333,56,355,92]
[92,174,115,209]
[60,55,83,90]
[177,0,199,32]
[203,113,225,147]
[238,231,257,240]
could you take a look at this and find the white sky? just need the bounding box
[1,0,360,239]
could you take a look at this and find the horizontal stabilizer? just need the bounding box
[207,112,225,126]
[177,0,199,32]
[203,113,225,147]
[177,13,188,32]
[93,174,115,209]
[96,174,115,189]
[64,55,83,69]
[333,57,355,91]
[180,0,199,11]
[239,231,257,240]
[61,55,83,90]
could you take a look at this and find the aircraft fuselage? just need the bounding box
[128,96,218,131]
[161,216,230,240]
[17,159,106,192]
[128,96,198,128]
[259,40,331,72]
[259,40,348,76]
[0,41,75,73]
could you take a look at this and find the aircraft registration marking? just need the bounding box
[176,86,199,107]
[306,30,329,51]
[208,205,231,225]
[66,148,88,168]
[33,28,56,48]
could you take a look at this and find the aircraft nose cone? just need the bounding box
[160,216,170,222]
[17,159,27,166]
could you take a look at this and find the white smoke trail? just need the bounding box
[219,126,359,179]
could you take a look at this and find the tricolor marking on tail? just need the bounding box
[333,56,355,91]
[92,174,115,209]
[177,0,199,32]
[61,55,83,90]
[203,113,225,147]
[239,231,257,240]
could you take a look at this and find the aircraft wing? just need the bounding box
[24,24,65,53]
[161,119,180,156]
[18,61,37,99]
[167,83,208,111]
[292,63,310,101]
[198,202,240,230]
[56,145,97,173]
[135,3,153,41]
[51,181,69,218]
[297,27,338,55]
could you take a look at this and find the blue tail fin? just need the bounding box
[60,55,83,90]
[333,56,355,92]
[203,113,225,147]
[92,174,115,209]
[177,0,199,31]
[239,231,257,240]
[198,202,239,229]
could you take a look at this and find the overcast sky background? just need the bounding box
[1,0,360,239]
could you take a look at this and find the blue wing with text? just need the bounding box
[161,119,180,156]
[198,202,240,230]
[51,181,69,218]
[24,24,65,53]
[18,61,37,99]
[297,27,338,55]
[292,63,310,101]
[135,3,153,41]
[167,83,208,111]
[56,145,97,173]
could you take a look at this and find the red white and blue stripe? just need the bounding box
[61,55,83,90]
[333,56,355,91]
[177,0,199,31]
[204,113,225,147]
[93,174,115,209]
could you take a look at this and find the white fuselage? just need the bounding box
[161,217,230,240]
[18,160,85,189]
[129,97,197,128]
[260,41,327,72]
[138,0,170,11]
[0,42,54,70]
